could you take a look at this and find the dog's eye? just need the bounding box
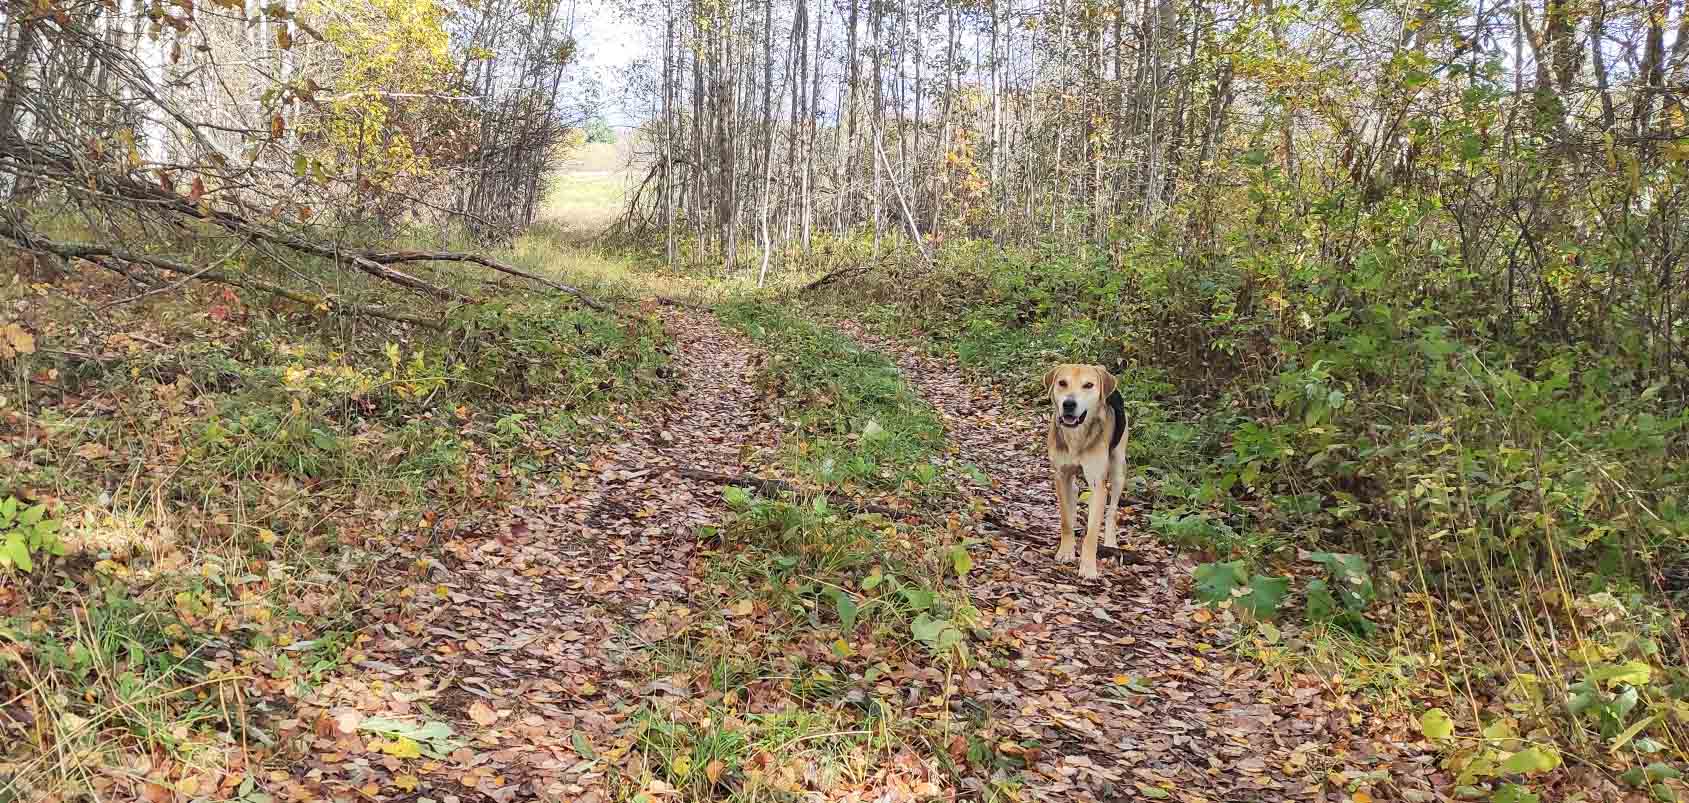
[1083,382,1094,389]
[1057,380,1068,388]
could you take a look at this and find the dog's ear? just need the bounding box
[1095,366,1118,398]
[1042,366,1059,391]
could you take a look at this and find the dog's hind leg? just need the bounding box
[1104,451,1126,549]
[1054,468,1076,563]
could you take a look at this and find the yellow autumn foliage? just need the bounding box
[302,0,455,189]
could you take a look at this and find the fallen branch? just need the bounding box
[1,138,611,311]
[872,125,933,268]
[801,264,869,292]
[976,509,1138,562]
[0,223,444,330]
[363,249,607,311]
[653,296,710,311]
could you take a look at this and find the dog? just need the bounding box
[1044,364,1128,579]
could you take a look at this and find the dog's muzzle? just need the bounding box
[1058,409,1086,428]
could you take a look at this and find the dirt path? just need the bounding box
[270,308,1436,803]
[279,311,776,803]
[834,321,1436,803]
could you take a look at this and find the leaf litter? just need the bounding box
[831,319,1451,802]
[278,311,782,802]
[257,308,1624,803]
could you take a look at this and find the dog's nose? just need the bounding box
[1061,399,1076,413]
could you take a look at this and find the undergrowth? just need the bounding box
[0,242,670,800]
[828,226,1689,797]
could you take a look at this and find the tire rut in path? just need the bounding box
[833,320,1437,803]
[280,310,776,803]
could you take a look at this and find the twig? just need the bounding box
[0,223,444,330]
[98,240,245,310]
[362,249,609,311]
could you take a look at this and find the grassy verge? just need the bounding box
[826,238,1689,797]
[0,232,670,800]
[717,300,951,499]
[614,301,1015,802]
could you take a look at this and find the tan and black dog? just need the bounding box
[1043,364,1128,579]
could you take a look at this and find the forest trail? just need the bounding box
[278,311,780,803]
[832,320,1438,802]
[276,309,1435,803]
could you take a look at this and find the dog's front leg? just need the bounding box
[1079,464,1106,579]
[1104,454,1125,549]
[1054,468,1076,562]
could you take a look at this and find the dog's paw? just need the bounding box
[1078,561,1100,580]
[1055,547,1076,563]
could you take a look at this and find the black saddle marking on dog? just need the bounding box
[1107,389,1126,450]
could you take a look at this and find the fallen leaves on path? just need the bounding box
[834,319,1449,802]
[276,311,780,802]
[243,309,1637,803]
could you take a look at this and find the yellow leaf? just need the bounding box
[394,774,419,792]
[705,759,725,783]
[671,754,691,778]
[1352,792,1374,803]
[382,736,422,759]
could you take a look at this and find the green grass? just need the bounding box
[617,491,984,801]
[544,171,633,238]
[717,300,948,497]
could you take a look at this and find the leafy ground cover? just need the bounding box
[0,234,670,800]
[7,161,1686,803]
[811,235,1689,802]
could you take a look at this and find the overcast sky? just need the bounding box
[571,0,645,127]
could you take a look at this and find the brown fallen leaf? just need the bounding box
[333,708,363,735]
[469,700,498,726]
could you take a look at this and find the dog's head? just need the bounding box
[1043,364,1117,429]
